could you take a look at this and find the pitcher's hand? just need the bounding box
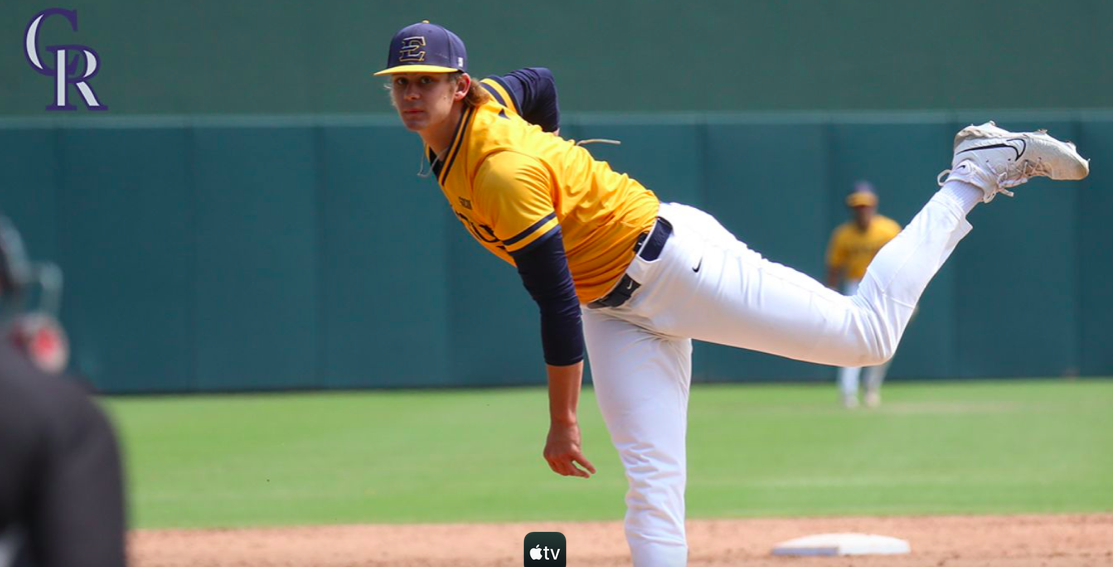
[544,422,596,478]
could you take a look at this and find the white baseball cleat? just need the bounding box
[938,121,1089,202]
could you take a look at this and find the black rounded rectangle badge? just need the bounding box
[524,532,566,566]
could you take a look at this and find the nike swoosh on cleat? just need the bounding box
[956,138,1026,161]
[693,257,703,273]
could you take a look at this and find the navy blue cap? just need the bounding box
[375,21,467,76]
[847,181,879,207]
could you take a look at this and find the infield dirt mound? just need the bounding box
[131,513,1113,567]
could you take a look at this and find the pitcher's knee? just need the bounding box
[846,304,901,366]
[859,342,895,366]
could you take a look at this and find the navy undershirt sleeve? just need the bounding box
[488,67,560,133]
[510,225,583,366]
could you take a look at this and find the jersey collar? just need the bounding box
[430,105,476,184]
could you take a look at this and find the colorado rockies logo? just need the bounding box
[24,8,107,111]
[398,36,426,63]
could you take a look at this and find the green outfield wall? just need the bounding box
[1,112,1110,393]
[3,0,1112,115]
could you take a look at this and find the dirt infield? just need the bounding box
[131,514,1113,567]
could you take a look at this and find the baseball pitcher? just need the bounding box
[374,21,1089,567]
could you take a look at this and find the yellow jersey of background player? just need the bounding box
[825,183,903,409]
[826,184,902,286]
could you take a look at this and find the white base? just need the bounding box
[772,533,911,556]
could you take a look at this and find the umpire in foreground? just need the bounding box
[0,214,126,567]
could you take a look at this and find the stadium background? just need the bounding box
[1,0,1112,393]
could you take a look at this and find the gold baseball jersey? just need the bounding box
[826,215,902,281]
[428,78,659,303]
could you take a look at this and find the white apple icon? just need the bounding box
[530,545,543,560]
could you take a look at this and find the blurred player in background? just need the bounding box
[374,21,1089,567]
[826,182,902,408]
[0,214,127,567]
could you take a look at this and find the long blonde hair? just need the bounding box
[453,72,491,108]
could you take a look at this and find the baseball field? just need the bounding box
[108,378,1113,566]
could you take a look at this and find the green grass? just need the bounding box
[101,379,1113,529]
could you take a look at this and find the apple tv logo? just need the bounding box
[524,532,566,566]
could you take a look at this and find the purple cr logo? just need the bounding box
[25,8,107,111]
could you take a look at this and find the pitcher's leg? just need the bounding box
[848,192,973,358]
[583,307,692,567]
[649,191,972,368]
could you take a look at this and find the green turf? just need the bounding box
[101,379,1113,529]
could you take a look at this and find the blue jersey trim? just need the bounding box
[487,75,522,112]
[481,82,508,108]
[503,212,556,247]
[508,222,561,257]
[438,105,475,185]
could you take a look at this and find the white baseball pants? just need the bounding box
[582,193,973,567]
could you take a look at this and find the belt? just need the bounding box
[588,217,673,309]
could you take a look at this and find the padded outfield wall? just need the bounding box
[1,112,1110,393]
